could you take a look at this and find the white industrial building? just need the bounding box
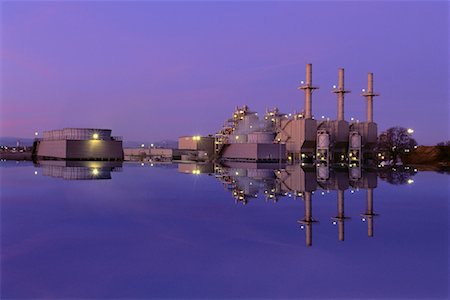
[34,128,123,161]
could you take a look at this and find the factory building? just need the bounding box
[124,147,173,161]
[34,128,123,161]
[215,106,286,162]
[211,63,379,166]
[178,135,215,161]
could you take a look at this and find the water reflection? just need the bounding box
[35,160,123,180]
[179,162,416,247]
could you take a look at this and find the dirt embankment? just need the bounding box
[402,146,450,171]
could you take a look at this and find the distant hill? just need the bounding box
[0,137,34,147]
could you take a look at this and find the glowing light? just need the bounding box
[321,115,325,119]
[141,163,144,166]
[362,88,366,92]
[333,85,336,89]
[350,117,354,121]
[92,168,99,175]
[235,136,239,140]
[300,80,304,84]
[150,163,154,167]
[332,221,337,225]
[300,225,304,229]
[92,133,99,139]
[362,218,366,222]
[34,171,38,175]
[407,179,414,184]
[34,131,38,136]
[407,128,414,134]
[150,143,154,147]
[141,144,145,148]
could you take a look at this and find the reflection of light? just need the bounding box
[93,133,99,139]
[407,128,414,134]
[34,171,38,175]
[407,179,414,184]
[92,168,99,175]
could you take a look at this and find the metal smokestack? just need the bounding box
[299,63,318,119]
[362,72,379,123]
[333,68,350,121]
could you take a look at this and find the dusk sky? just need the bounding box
[1,1,448,145]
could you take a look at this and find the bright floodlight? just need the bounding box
[407,179,414,184]
[93,133,99,139]
[150,143,154,147]
[141,144,145,148]
[407,128,414,134]
[92,168,99,175]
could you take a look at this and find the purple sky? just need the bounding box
[1,1,448,145]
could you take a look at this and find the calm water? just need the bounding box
[1,161,448,299]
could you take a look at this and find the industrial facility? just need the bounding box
[34,128,123,161]
[207,63,379,166]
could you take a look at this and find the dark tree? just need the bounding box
[377,127,417,164]
[436,141,450,162]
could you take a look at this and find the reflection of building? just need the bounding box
[36,160,122,180]
[35,128,123,161]
[178,163,214,175]
[190,162,388,247]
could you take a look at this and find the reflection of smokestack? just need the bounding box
[299,64,319,119]
[362,73,379,123]
[367,188,374,237]
[333,190,349,241]
[304,192,312,246]
[298,191,317,247]
[333,68,350,121]
[361,188,377,237]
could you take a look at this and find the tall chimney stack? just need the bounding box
[333,68,350,121]
[299,63,319,119]
[362,72,379,123]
